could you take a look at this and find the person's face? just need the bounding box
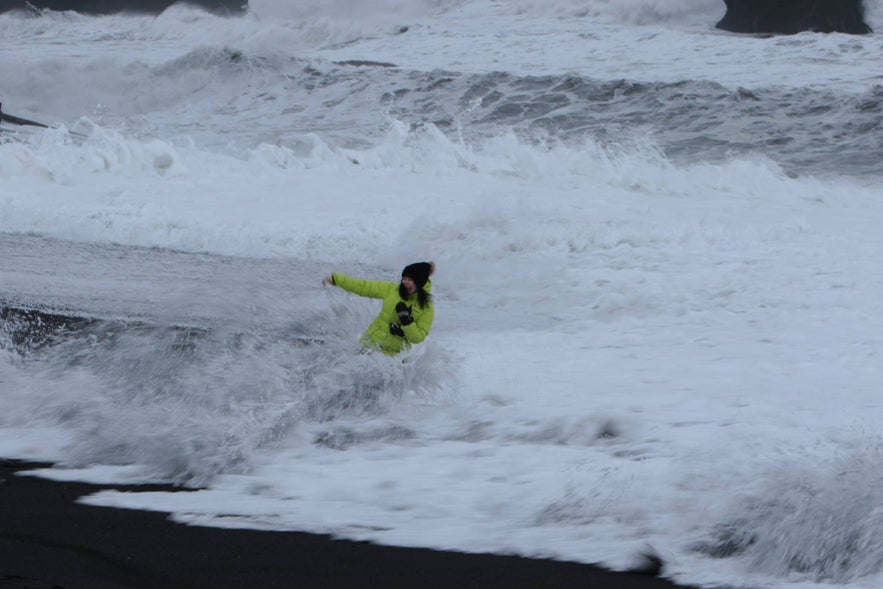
[401,276,417,295]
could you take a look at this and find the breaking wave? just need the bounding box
[0,306,453,485]
[696,445,883,583]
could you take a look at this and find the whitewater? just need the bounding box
[2,0,883,587]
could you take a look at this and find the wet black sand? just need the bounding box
[0,459,697,589]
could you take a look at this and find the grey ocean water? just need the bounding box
[0,234,446,484]
[1,1,880,483]
[3,3,883,587]
[6,40,881,178]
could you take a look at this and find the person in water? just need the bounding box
[322,262,435,356]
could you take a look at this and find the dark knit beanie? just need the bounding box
[401,262,433,289]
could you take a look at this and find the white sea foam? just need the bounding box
[3,3,883,589]
[0,119,830,263]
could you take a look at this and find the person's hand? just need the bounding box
[322,275,334,287]
[395,302,413,326]
[389,323,405,337]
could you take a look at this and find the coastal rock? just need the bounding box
[716,0,872,35]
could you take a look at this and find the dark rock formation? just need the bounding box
[0,103,49,129]
[717,0,872,35]
[0,0,246,15]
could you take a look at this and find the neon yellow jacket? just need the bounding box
[331,273,434,356]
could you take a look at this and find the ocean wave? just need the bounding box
[6,44,881,178]
[696,445,883,583]
[0,303,452,485]
[498,0,721,25]
[249,0,464,21]
[0,117,850,263]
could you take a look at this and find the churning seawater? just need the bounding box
[3,2,883,588]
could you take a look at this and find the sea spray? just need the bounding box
[696,445,883,582]
[0,302,454,485]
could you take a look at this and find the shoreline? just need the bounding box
[0,458,696,589]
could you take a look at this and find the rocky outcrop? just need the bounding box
[0,0,246,14]
[0,103,49,129]
[717,0,872,34]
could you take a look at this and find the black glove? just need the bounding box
[395,302,413,326]
[389,323,405,337]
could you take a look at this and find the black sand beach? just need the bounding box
[0,459,697,589]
